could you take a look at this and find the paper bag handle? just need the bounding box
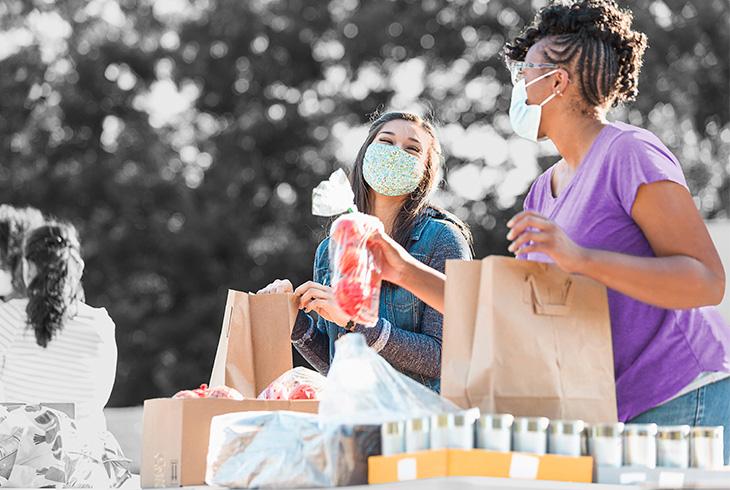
[525,275,574,316]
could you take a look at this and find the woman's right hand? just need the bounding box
[256,278,294,295]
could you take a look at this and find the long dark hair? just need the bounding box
[504,0,648,109]
[349,111,472,247]
[0,205,45,296]
[24,222,84,348]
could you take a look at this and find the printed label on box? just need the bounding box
[658,471,685,488]
[397,458,417,481]
[619,472,647,484]
[509,454,540,479]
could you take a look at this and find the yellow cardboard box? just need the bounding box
[368,449,594,485]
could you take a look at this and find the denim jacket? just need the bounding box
[291,207,472,392]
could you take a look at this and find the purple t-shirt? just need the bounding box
[523,121,730,422]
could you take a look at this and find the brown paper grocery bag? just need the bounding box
[442,256,617,423]
[209,290,299,398]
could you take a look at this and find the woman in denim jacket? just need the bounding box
[259,112,472,391]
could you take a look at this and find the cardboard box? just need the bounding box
[368,449,594,485]
[141,398,318,487]
[141,291,314,488]
[595,465,730,487]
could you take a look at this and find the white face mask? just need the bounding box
[509,69,559,142]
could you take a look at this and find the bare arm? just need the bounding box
[509,181,725,309]
[367,229,448,314]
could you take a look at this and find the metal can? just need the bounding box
[476,414,514,452]
[512,417,550,455]
[657,425,690,468]
[450,412,475,450]
[381,421,405,456]
[623,423,658,468]
[589,423,625,467]
[549,420,586,457]
[430,414,451,450]
[690,426,724,469]
[405,417,430,453]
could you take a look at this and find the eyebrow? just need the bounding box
[379,131,422,145]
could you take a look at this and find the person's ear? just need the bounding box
[553,68,571,96]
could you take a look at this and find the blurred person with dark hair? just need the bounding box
[367,0,730,461]
[0,222,117,435]
[259,111,473,391]
[0,205,44,301]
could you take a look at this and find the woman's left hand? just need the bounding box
[294,281,351,328]
[507,211,588,274]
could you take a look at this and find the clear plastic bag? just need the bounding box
[312,169,384,327]
[257,367,326,401]
[319,333,463,425]
[328,213,384,326]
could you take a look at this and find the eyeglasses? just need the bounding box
[507,60,559,85]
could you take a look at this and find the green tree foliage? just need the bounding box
[0,0,727,405]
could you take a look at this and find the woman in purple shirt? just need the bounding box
[369,0,730,462]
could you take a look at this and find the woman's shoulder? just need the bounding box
[74,302,115,331]
[417,208,472,258]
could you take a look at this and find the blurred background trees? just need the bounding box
[0,0,728,406]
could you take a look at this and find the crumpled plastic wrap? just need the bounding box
[206,411,352,489]
[0,404,131,488]
[319,333,462,425]
[257,367,326,401]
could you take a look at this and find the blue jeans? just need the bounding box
[629,376,730,464]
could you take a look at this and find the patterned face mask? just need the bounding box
[362,142,424,197]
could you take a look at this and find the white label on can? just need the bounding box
[619,472,647,484]
[397,458,417,481]
[658,471,685,488]
[509,453,540,479]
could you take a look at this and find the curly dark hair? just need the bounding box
[24,222,84,348]
[504,0,648,108]
[0,205,45,296]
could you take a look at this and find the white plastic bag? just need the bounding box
[319,333,463,425]
[257,367,326,400]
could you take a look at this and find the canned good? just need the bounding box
[690,426,724,469]
[430,414,451,450]
[476,414,514,452]
[512,417,549,455]
[381,421,405,456]
[623,424,658,468]
[405,417,430,453]
[589,423,625,467]
[549,420,586,457]
[657,425,690,468]
[450,412,475,449]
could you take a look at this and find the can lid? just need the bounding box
[690,426,724,439]
[382,421,404,435]
[548,419,586,435]
[407,417,428,432]
[624,423,658,436]
[478,413,515,430]
[513,417,549,432]
[657,425,690,440]
[590,423,625,438]
[431,413,451,428]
